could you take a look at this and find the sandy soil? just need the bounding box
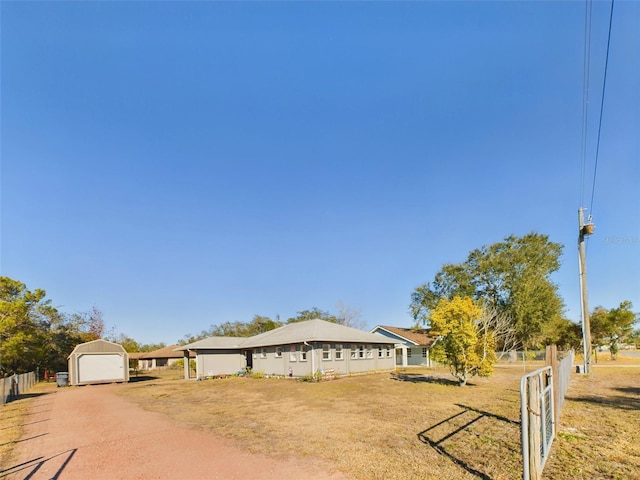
[3,383,347,480]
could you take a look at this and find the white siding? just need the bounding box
[77,354,125,383]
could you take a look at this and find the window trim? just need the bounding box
[366,345,373,359]
[358,344,365,359]
[322,343,331,361]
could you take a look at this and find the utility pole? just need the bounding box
[578,208,593,374]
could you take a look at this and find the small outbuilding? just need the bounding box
[68,339,129,386]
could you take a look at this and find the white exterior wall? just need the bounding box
[68,352,129,385]
[250,343,395,376]
[196,350,246,377]
[396,346,431,367]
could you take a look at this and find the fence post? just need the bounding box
[527,375,542,480]
[545,345,560,434]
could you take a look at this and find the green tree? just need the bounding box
[590,301,636,360]
[138,342,167,353]
[179,315,283,344]
[209,315,283,336]
[629,328,640,349]
[411,232,564,350]
[430,296,496,386]
[0,277,59,375]
[541,317,582,350]
[287,308,339,324]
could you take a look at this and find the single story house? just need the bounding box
[137,345,194,370]
[127,351,145,370]
[176,319,397,379]
[175,337,247,378]
[370,325,438,367]
[68,339,129,385]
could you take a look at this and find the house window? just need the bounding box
[422,348,428,358]
[275,347,282,358]
[358,345,365,359]
[386,345,393,357]
[407,349,412,358]
[260,348,267,359]
[351,345,357,359]
[322,344,331,361]
[378,346,384,358]
[289,345,297,362]
[335,344,343,360]
[366,345,373,359]
[300,346,307,361]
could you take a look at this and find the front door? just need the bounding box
[244,350,253,370]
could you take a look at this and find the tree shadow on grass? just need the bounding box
[128,375,162,383]
[566,393,639,411]
[417,404,521,479]
[390,373,468,386]
[614,386,640,396]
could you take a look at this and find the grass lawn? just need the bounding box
[2,355,638,479]
[0,381,57,471]
[118,357,640,480]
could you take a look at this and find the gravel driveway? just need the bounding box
[3,383,347,480]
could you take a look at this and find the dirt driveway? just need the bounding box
[3,383,347,480]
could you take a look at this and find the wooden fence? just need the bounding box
[1,372,37,406]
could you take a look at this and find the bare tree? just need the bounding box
[335,301,366,330]
[478,303,521,359]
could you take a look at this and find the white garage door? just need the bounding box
[78,354,124,383]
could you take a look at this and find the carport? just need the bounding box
[68,339,129,385]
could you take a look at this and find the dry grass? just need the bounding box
[3,355,638,480]
[121,366,526,480]
[544,365,640,480]
[120,357,640,480]
[0,381,56,470]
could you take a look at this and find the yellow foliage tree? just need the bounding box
[430,296,497,386]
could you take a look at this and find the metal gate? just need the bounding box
[521,366,554,480]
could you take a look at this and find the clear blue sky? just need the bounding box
[1,1,638,344]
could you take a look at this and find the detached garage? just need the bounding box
[68,339,129,386]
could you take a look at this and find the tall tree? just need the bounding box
[335,301,366,329]
[0,277,59,374]
[591,301,636,360]
[411,233,564,349]
[179,315,283,344]
[287,308,339,324]
[429,296,496,386]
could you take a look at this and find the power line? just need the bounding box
[589,0,615,218]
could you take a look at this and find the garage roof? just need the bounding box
[175,337,246,351]
[68,339,127,357]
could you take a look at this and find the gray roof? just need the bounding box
[68,339,127,357]
[239,319,397,348]
[175,337,246,351]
